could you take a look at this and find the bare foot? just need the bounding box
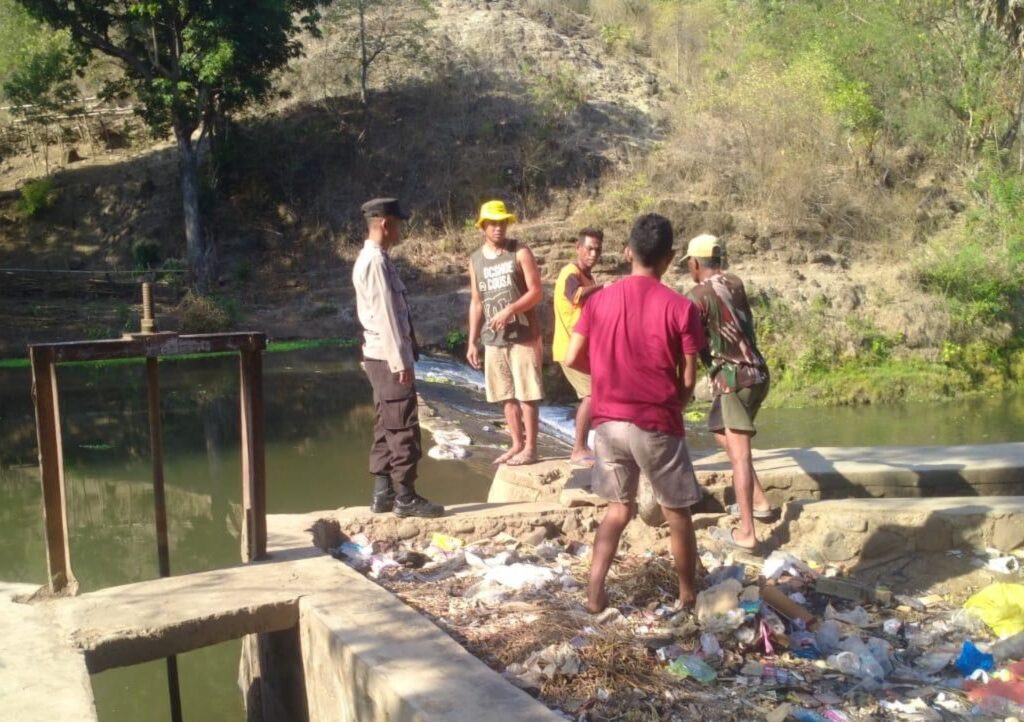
[677,584,697,610]
[493,446,522,465]
[586,586,608,614]
[505,449,538,466]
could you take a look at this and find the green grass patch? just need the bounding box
[768,359,976,408]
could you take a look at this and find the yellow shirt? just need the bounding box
[552,262,595,362]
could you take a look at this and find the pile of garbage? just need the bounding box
[321,523,1024,721]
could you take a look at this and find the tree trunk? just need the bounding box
[358,0,369,108]
[174,124,209,291]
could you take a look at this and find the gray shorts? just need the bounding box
[591,421,701,510]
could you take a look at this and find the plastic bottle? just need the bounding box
[827,651,861,676]
[866,637,894,676]
[667,654,717,684]
[993,631,1024,663]
[816,620,842,654]
[858,653,885,681]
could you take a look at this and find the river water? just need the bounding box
[0,348,1021,721]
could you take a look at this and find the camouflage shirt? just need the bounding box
[686,272,769,393]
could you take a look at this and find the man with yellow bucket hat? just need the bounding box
[467,200,544,466]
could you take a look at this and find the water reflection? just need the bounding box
[0,348,495,722]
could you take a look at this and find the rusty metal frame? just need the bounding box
[29,330,269,595]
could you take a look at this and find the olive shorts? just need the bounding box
[708,379,770,435]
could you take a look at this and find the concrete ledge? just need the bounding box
[713,443,1024,503]
[488,443,1024,514]
[783,495,1024,563]
[300,569,563,722]
[0,583,96,722]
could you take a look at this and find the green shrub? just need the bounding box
[17,178,57,217]
[131,239,162,269]
[178,291,234,333]
[916,165,1024,336]
[445,329,467,351]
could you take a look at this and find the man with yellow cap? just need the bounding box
[467,200,544,466]
[684,233,772,552]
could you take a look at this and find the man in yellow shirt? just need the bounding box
[553,228,605,463]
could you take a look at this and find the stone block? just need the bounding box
[861,530,909,559]
[820,529,861,562]
[914,516,953,552]
[991,515,1024,552]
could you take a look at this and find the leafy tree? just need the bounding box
[12,0,331,287]
[974,0,1024,166]
[1,1,82,172]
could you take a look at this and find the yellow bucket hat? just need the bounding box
[475,200,517,229]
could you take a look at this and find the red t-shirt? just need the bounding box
[574,275,705,437]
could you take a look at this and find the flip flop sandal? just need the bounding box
[726,503,775,520]
[708,526,761,555]
[570,455,595,468]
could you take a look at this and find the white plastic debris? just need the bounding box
[433,428,472,446]
[762,551,813,581]
[427,444,470,460]
[987,555,1020,574]
[824,604,870,627]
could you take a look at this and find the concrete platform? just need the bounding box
[0,583,96,722]
[6,508,564,722]
[488,443,1024,509]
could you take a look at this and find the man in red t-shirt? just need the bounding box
[564,213,706,614]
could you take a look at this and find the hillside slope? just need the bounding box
[0,0,1019,405]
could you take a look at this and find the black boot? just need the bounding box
[371,475,395,513]
[394,494,444,518]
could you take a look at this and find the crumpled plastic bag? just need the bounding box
[504,643,581,689]
[465,562,561,603]
[762,551,813,581]
[964,583,1024,638]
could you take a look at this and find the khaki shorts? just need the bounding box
[484,339,544,403]
[708,379,770,435]
[591,421,700,509]
[559,363,591,399]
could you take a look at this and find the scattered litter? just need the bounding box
[667,654,717,683]
[956,640,995,675]
[986,555,1020,574]
[430,533,463,552]
[309,510,1024,721]
[824,604,870,627]
[964,583,1024,637]
[428,444,470,460]
[432,428,472,446]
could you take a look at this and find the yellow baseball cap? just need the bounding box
[475,200,517,229]
[683,233,723,261]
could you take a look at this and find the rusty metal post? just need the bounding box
[29,346,77,594]
[239,348,267,561]
[140,286,182,722]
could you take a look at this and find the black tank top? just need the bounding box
[470,239,539,346]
